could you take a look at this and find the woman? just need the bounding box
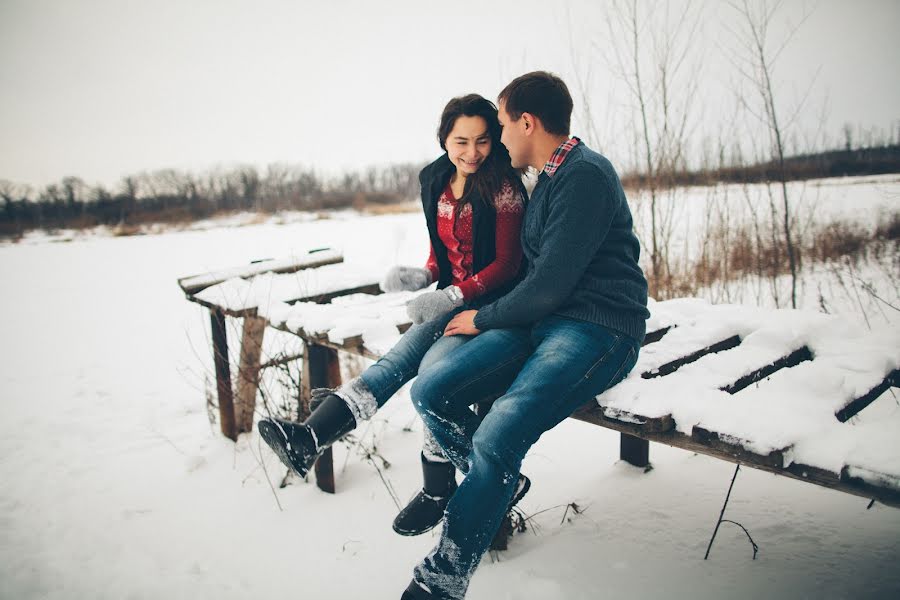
[259,94,529,536]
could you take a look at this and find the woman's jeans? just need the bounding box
[410,316,640,599]
[350,308,471,460]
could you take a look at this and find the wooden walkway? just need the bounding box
[179,256,900,508]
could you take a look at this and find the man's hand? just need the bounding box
[444,310,481,336]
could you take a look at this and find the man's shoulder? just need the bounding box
[561,143,617,179]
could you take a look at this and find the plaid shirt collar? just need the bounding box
[541,136,580,177]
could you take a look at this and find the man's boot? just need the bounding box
[258,392,355,478]
[393,453,457,536]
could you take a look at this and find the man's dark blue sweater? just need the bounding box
[473,142,650,342]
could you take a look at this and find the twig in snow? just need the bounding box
[705,464,758,560]
[365,452,402,511]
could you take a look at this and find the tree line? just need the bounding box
[0,162,424,237]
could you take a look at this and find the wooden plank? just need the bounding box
[284,282,383,306]
[835,369,900,422]
[210,309,237,441]
[841,466,900,507]
[596,406,674,434]
[186,282,382,318]
[235,315,266,434]
[691,426,785,469]
[178,249,342,295]
[572,404,900,508]
[642,335,742,379]
[642,325,673,346]
[720,346,813,394]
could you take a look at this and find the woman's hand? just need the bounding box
[406,288,463,324]
[444,310,481,337]
[381,266,432,292]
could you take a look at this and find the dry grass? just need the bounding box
[662,210,899,300]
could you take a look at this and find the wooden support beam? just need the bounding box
[306,343,343,494]
[691,426,785,469]
[210,309,237,441]
[235,315,266,434]
[620,434,650,468]
[572,404,900,508]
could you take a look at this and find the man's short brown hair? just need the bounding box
[498,71,573,136]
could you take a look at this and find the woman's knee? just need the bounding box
[410,367,452,416]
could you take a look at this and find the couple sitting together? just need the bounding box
[259,71,650,600]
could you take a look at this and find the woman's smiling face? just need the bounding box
[445,115,492,178]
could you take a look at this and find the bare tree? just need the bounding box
[725,0,816,308]
[602,0,704,298]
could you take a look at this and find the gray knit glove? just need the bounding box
[381,266,433,293]
[406,286,464,324]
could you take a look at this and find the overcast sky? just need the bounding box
[1,0,898,190]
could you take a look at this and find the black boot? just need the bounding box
[401,579,435,599]
[258,392,356,478]
[392,453,457,536]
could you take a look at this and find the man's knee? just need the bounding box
[470,411,527,474]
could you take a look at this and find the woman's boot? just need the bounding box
[392,453,457,536]
[258,392,356,478]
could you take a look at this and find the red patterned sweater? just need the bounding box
[425,179,525,302]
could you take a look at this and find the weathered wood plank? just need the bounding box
[642,335,742,379]
[835,369,900,422]
[210,309,236,441]
[235,315,266,434]
[572,404,900,508]
[691,426,785,469]
[178,249,342,295]
[642,325,673,346]
[720,346,813,394]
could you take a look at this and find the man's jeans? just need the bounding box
[410,316,640,599]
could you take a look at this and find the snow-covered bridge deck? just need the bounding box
[179,257,900,508]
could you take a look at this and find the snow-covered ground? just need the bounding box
[1,176,899,599]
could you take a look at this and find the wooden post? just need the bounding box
[235,315,266,434]
[305,343,343,494]
[620,433,650,468]
[210,309,237,441]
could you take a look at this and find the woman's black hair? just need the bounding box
[437,94,520,211]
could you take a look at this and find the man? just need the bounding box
[401,71,650,600]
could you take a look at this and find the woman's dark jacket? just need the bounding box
[419,154,527,309]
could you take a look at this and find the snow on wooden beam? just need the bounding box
[720,346,813,394]
[642,335,742,379]
[834,369,900,423]
[178,248,343,295]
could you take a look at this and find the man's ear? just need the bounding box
[522,112,535,136]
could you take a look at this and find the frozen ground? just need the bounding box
[1,176,898,599]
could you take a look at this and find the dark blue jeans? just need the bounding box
[359,307,472,410]
[410,316,640,599]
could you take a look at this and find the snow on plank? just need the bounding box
[263,290,421,359]
[594,306,900,493]
[193,262,381,316]
[178,248,343,295]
